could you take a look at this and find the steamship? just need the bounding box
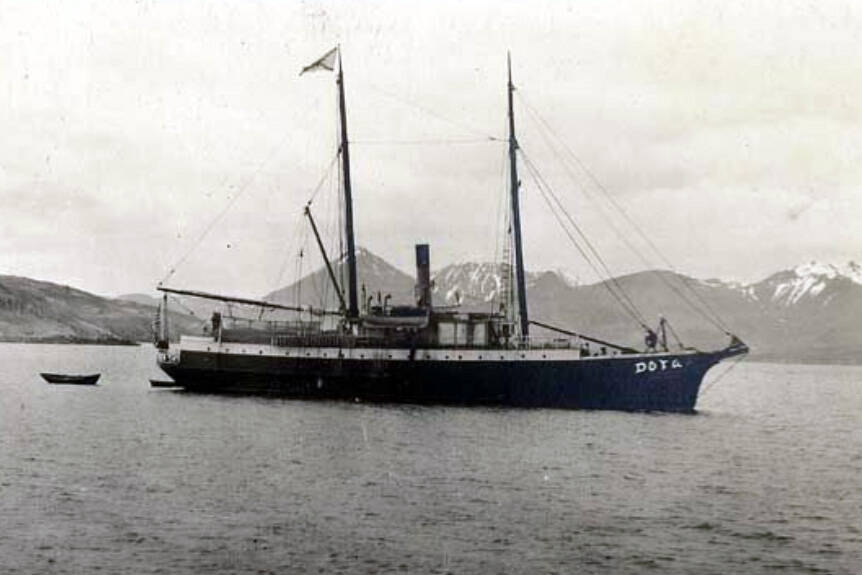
[154,49,748,412]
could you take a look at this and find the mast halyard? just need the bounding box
[337,50,360,320]
[507,53,530,340]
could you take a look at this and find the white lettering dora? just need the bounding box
[635,358,684,374]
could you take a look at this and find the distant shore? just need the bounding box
[747,353,862,367]
[0,340,857,366]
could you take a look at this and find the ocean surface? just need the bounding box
[0,344,859,574]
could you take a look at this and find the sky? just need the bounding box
[1,0,861,297]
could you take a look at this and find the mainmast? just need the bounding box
[337,51,360,320]
[507,53,529,339]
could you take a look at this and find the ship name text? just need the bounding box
[635,358,684,374]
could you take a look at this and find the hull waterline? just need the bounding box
[158,341,746,413]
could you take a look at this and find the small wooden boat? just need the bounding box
[150,379,180,388]
[41,373,100,385]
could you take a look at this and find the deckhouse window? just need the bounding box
[438,322,455,345]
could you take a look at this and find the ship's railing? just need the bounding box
[516,336,577,350]
[222,316,321,332]
[517,336,628,357]
[269,333,590,352]
[271,334,393,348]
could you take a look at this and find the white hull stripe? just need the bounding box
[177,336,697,363]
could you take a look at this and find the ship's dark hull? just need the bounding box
[159,347,739,412]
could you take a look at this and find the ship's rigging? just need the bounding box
[156,47,733,351]
[152,47,748,413]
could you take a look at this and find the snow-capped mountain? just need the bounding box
[266,251,862,364]
[754,261,862,307]
[431,262,505,306]
[4,247,855,362]
[428,262,580,314]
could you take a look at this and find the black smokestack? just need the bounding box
[415,244,432,309]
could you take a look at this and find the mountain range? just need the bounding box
[0,275,200,344]
[266,250,862,365]
[0,252,859,364]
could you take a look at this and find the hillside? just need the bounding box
[267,250,862,364]
[0,276,201,344]
[429,260,862,364]
[115,292,217,321]
[6,253,858,364]
[265,247,416,310]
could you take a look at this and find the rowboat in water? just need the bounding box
[40,373,100,385]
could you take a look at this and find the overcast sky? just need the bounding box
[2,0,861,297]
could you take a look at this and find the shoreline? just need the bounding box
[0,340,858,367]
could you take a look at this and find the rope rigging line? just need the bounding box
[516,94,726,333]
[528,102,726,338]
[699,352,747,398]
[270,152,341,299]
[515,91,732,334]
[352,137,501,146]
[492,134,510,315]
[518,91,729,333]
[316,170,341,312]
[519,148,651,328]
[271,213,306,299]
[519,148,650,330]
[663,317,689,350]
[306,152,342,207]
[159,128,297,288]
[363,82,500,142]
[167,295,206,324]
[295,239,306,311]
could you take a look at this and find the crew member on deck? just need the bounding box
[645,329,658,352]
[211,312,221,336]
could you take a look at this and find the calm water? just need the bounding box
[0,344,860,574]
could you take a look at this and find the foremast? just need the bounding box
[337,50,360,321]
[507,53,529,340]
